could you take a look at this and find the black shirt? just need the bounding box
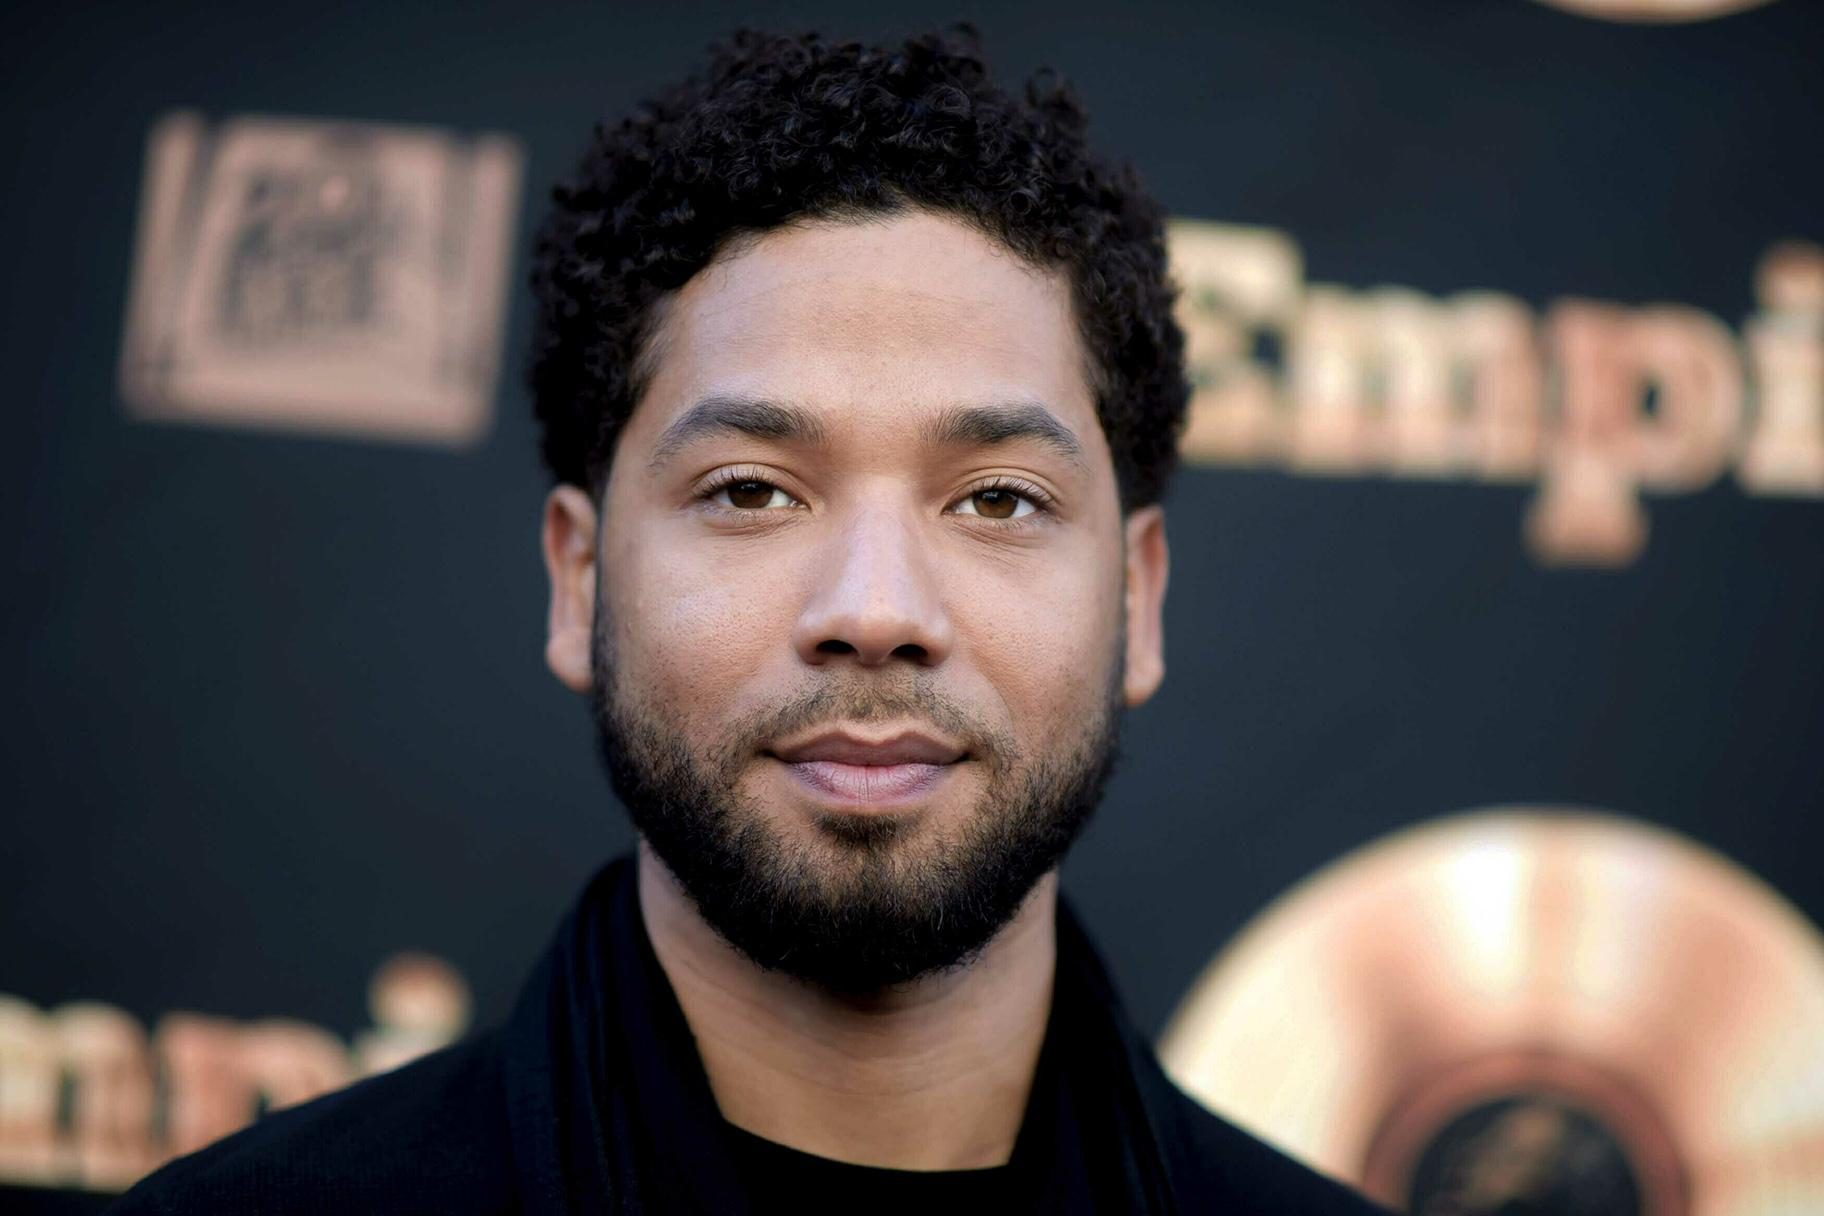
[725,1123,1020,1215]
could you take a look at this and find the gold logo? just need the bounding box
[1530,0,1777,21]
[1161,809,1824,1214]
[120,112,522,447]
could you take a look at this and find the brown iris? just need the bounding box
[972,488,1019,519]
[727,480,776,509]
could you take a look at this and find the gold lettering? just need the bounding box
[1289,286,1372,472]
[1530,302,1742,564]
[0,953,472,1192]
[55,1004,158,1190]
[1360,290,1545,478]
[240,1020,354,1112]
[1367,289,1457,474]
[156,1013,254,1159]
[1449,292,1544,481]
[1166,217,1819,567]
[1630,307,1743,491]
[1529,303,1649,565]
[1168,221,1299,462]
[1741,241,1824,495]
[356,952,471,1075]
[0,997,59,1184]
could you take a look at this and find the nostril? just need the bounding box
[891,643,928,662]
[816,639,857,656]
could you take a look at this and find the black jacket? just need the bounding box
[112,858,1387,1214]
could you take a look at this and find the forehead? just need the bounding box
[623,210,1106,463]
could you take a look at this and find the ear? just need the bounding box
[1121,505,1169,707]
[541,485,598,695]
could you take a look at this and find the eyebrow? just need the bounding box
[924,400,1086,469]
[646,393,1085,471]
[647,395,830,471]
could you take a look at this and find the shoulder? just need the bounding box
[1142,1060,1390,1213]
[108,1032,517,1216]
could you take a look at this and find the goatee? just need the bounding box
[589,610,1123,992]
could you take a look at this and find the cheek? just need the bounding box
[605,528,798,722]
[951,541,1124,732]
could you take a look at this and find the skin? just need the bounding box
[540,209,1169,1170]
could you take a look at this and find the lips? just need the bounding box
[768,729,966,808]
[771,730,964,767]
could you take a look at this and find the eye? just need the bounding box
[951,485,1040,521]
[709,478,799,511]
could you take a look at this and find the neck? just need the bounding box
[637,842,1057,1171]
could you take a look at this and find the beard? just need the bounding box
[589,604,1124,992]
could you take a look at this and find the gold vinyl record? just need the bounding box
[1159,809,1824,1215]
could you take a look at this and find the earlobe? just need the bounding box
[1121,505,1169,708]
[541,485,599,695]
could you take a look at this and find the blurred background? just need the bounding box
[2,1,1820,1212]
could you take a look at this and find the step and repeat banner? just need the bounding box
[3,1,1819,1211]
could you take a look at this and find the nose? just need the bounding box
[791,506,955,669]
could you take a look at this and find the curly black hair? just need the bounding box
[529,25,1187,511]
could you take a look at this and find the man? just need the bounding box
[115,27,1384,1214]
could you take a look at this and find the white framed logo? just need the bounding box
[120,112,522,447]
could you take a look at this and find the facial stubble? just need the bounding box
[588,593,1125,992]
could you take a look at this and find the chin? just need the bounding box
[806,805,926,851]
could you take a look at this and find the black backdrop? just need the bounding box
[3,0,1821,1206]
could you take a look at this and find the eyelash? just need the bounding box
[697,466,802,512]
[693,469,1055,527]
[953,476,1054,525]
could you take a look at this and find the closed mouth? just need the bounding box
[765,727,968,808]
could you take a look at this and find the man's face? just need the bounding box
[543,210,1168,989]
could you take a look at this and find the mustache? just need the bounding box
[723,680,1016,771]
